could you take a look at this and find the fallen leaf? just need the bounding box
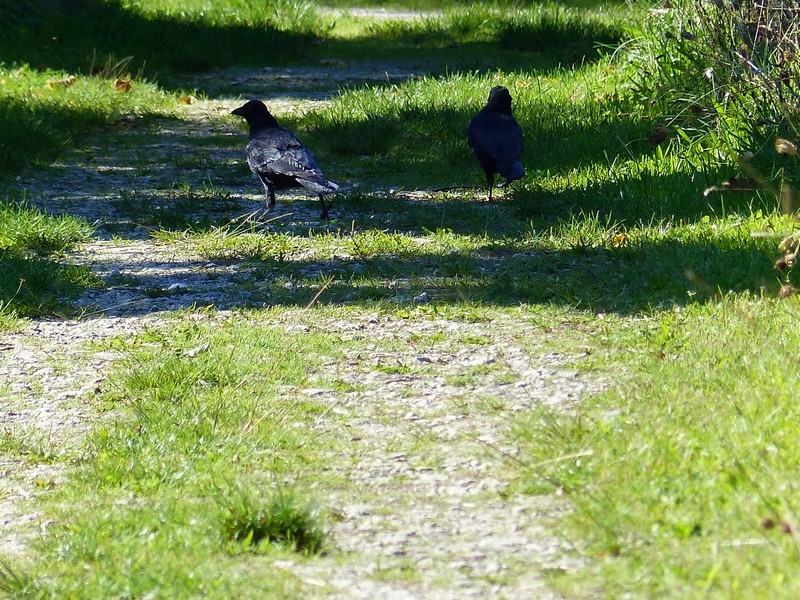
[179,94,196,105]
[778,283,799,298]
[47,75,77,88]
[612,232,628,247]
[775,137,797,156]
[648,123,671,145]
[115,78,132,92]
[775,251,798,271]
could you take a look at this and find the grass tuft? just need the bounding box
[0,199,94,254]
[0,560,37,596]
[219,486,326,556]
[0,64,171,175]
[0,198,96,317]
[497,3,626,55]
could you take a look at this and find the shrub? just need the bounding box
[629,1,800,183]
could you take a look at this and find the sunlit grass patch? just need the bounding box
[513,296,800,596]
[328,2,627,68]
[0,64,172,175]
[158,199,782,314]
[305,62,635,194]
[14,314,344,596]
[497,3,625,54]
[0,561,38,597]
[0,198,96,317]
[0,199,94,253]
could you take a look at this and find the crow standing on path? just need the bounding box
[467,86,524,201]
[231,100,339,220]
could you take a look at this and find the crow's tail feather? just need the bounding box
[500,160,524,183]
[299,177,339,194]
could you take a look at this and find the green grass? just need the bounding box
[0,198,94,253]
[1,1,623,87]
[5,305,547,595]
[8,315,343,596]
[0,1,328,78]
[4,0,800,596]
[0,2,626,180]
[220,485,327,556]
[513,296,800,597]
[160,205,780,313]
[0,64,172,174]
[0,198,95,318]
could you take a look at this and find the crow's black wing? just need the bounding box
[246,128,336,192]
[468,112,522,163]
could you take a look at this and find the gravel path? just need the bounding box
[288,315,597,598]
[1,59,601,597]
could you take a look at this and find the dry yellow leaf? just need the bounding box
[775,137,798,156]
[47,75,77,88]
[114,78,132,93]
[612,232,629,247]
[179,95,196,105]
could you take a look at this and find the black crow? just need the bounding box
[231,100,339,219]
[467,86,524,201]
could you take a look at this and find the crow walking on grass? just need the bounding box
[467,86,524,201]
[232,100,339,220]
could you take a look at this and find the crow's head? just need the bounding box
[231,100,279,129]
[486,86,513,115]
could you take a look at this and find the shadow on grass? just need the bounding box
[66,227,777,319]
[6,88,773,321]
[5,177,776,319]
[304,102,719,204]
[0,252,97,317]
[0,94,139,173]
[0,0,628,179]
[0,0,321,78]
[0,0,625,89]
[512,169,770,224]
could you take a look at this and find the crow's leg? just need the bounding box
[487,172,495,202]
[257,175,277,212]
[265,186,277,212]
[318,194,330,220]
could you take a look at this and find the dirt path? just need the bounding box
[1,61,600,597]
[286,315,596,598]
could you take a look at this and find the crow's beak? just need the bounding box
[231,106,245,117]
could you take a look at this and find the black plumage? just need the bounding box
[467,86,524,201]
[231,100,338,219]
